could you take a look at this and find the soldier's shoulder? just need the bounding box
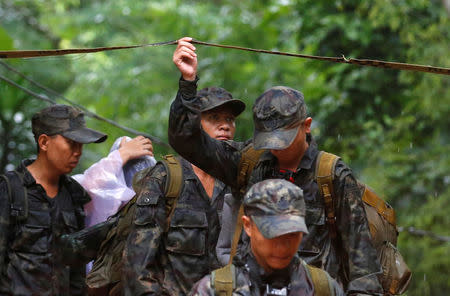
[132,162,168,195]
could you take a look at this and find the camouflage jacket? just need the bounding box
[0,159,90,296]
[190,252,344,296]
[122,157,229,296]
[168,78,383,296]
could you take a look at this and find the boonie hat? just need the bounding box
[196,87,245,116]
[32,104,107,144]
[252,86,307,150]
[244,179,308,239]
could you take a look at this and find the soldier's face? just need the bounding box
[243,216,303,272]
[39,134,83,175]
[270,117,312,165]
[201,107,236,141]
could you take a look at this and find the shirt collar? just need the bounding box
[16,159,38,187]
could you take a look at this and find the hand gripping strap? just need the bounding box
[315,151,340,239]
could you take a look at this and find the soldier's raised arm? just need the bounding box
[169,37,243,189]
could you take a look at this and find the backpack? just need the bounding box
[1,170,88,229]
[86,154,184,295]
[211,146,335,296]
[228,146,411,295]
[316,151,411,295]
[211,260,335,296]
[0,171,28,223]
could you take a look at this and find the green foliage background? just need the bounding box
[0,0,449,294]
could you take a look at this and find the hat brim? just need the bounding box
[62,127,107,144]
[253,125,300,150]
[201,99,246,117]
[252,214,308,239]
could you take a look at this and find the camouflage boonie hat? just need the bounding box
[196,87,246,116]
[244,179,308,239]
[32,104,107,144]
[252,86,307,150]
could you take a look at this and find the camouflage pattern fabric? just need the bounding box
[252,86,307,150]
[168,78,383,295]
[0,159,90,296]
[190,252,344,296]
[244,179,308,239]
[122,157,229,296]
[32,104,106,144]
[194,86,245,116]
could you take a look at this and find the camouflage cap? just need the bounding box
[252,86,307,150]
[32,104,107,144]
[244,179,308,239]
[196,87,246,116]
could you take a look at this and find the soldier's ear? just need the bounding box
[304,117,312,133]
[38,134,51,152]
[242,215,252,238]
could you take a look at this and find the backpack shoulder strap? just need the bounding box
[315,151,339,239]
[228,204,244,264]
[302,260,334,296]
[2,171,28,222]
[362,186,396,226]
[211,263,236,296]
[160,154,184,231]
[228,145,265,264]
[237,144,266,196]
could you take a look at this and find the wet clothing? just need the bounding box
[190,252,344,296]
[122,157,229,296]
[0,159,90,296]
[168,77,383,295]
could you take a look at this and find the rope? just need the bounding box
[0,64,170,148]
[0,39,448,75]
[0,40,177,59]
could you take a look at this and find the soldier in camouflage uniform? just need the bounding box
[122,87,246,295]
[0,104,107,295]
[190,179,344,296]
[169,37,383,295]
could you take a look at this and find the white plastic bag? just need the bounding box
[73,136,156,227]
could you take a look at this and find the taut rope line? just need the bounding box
[0,39,448,75]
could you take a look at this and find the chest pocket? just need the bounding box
[11,209,50,254]
[165,207,208,256]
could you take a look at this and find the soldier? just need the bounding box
[169,37,383,295]
[0,104,107,295]
[122,87,246,295]
[191,179,344,296]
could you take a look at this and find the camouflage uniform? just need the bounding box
[122,157,229,296]
[0,159,90,296]
[191,253,344,296]
[191,178,344,296]
[169,78,383,295]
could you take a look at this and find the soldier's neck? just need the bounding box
[191,163,215,198]
[27,156,60,198]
